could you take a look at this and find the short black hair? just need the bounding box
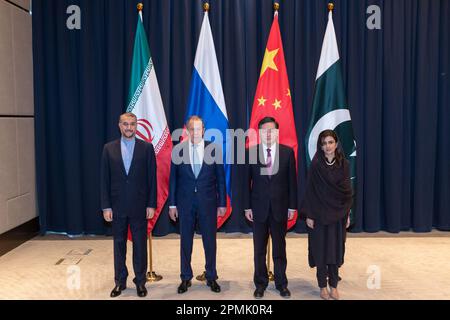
[258,117,279,129]
[119,112,137,123]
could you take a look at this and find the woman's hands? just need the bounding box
[306,218,314,229]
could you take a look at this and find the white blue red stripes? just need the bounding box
[185,12,232,227]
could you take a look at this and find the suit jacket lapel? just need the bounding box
[115,140,127,177]
[181,144,196,179]
[273,144,280,178]
[196,141,209,178]
[258,144,270,181]
[127,139,138,177]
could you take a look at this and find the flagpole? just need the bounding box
[147,233,163,282]
[263,1,282,284]
[328,2,334,12]
[137,2,143,16]
[267,234,275,281]
[193,1,214,283]
[273,2,279,11]
[132,3,162,283]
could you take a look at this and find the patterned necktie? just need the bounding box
[266,148,272,176]
[193,144,201,178]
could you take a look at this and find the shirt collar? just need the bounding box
[262,142,277,151]
[121,136,136,145]
[190,139,204,148]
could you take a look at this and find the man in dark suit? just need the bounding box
[101,112,157,298]
[244,117,298,299]
[169,115,226,294]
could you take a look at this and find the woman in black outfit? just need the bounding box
[301,130,353,300]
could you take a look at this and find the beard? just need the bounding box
[124,130,135,138]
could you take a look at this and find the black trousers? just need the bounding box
[112,216,148,287]
[317,264,339,288]
[253,209,288,290]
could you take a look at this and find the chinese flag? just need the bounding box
[248,13,298,230]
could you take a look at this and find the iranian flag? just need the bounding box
[305,8,357,224]
[127,9,172,233]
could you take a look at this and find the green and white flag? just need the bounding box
[126,9,172,233]
[305,9,357,224]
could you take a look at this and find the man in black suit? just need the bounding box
[169,115,226,294]
[101,112,157,298]
[244,117,298,298]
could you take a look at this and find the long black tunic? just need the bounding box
[300,153,353,268]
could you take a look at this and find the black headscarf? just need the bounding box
[300,152,353,225]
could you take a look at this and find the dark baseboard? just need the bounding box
[0,217,40,257]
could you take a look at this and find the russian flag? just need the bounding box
[185,10,232,229]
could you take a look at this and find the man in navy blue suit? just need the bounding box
[101,112,157,298]
[169,115,226,294]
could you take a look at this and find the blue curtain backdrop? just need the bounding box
[32,0,450,236]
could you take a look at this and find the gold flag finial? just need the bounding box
[274,2,280,11]
[203,2,210,12]
[328,3,334,11]
[137,3,143,12]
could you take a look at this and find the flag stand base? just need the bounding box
[196,271,206,281]
[147,271,163,282]
[196,271,220,282]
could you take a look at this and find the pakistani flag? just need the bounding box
[305,9,357,224]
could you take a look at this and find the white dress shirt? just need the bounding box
[169,139,205,210]
[189,139,204,174]
[262,142,277,165]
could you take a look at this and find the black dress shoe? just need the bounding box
[253,288,265,299]
[207,280,221,293]
[278,287,291,298]
[177,280,192,294]
[110,285,126,298]
[136,284,147,297]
